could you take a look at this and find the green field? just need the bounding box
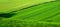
[0,0,60,27]
[0,0,54,12]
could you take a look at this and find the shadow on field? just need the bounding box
[0,13,16,18]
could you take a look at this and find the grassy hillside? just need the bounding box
[0,0,60,27]
[0,0,54,12]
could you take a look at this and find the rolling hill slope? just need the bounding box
[0,0,60,27]
[0,0,54,12]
